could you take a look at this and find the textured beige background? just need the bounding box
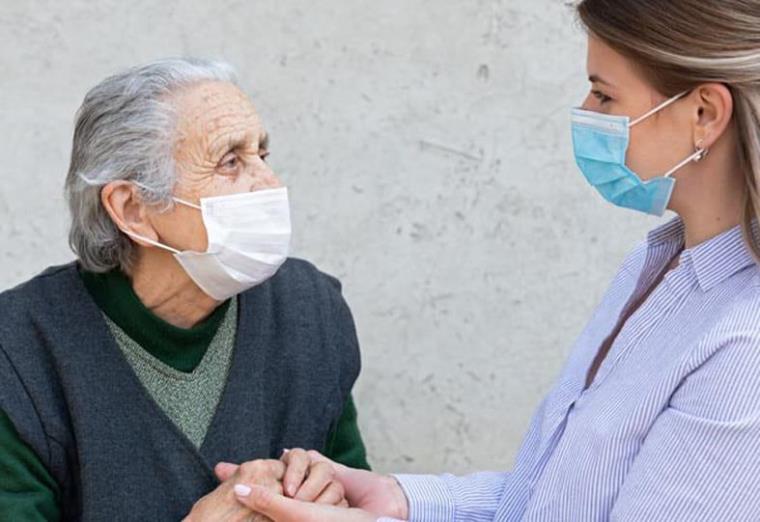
[0,0,663,474]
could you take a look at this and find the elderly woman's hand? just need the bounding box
[279,449,408,520]
[182,460,285,522]
[211,450,349,508]
[279,448,349,506]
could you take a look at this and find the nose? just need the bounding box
[247,157,283,190]
[579,93,595,111]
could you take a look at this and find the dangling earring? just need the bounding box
[694,139,709,163]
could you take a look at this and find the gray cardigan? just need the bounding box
[0,258,360,521]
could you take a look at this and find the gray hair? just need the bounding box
[64,57,238,273]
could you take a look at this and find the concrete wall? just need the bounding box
[0,0,664,474]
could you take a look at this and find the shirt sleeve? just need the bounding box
[393,471,510,522]
[323,394,371,470]
[610,330,760,521]
[0,408,60,521]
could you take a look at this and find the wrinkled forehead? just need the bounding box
[171,81,262,147]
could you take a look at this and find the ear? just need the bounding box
[693,83,734,151]
[100,181,160,245]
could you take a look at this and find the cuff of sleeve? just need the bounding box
[393,474,456,522]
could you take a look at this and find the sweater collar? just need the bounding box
[78,266,231,372]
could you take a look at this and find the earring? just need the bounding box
[694,139,709,163]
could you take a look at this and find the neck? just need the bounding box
[128,249,221,329]
[679,205,742,249]
[671,153,744,249]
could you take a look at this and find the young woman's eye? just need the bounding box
[592,90,613,104]
[259,150,270,162]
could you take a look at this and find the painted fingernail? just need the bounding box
[234,484,252,497]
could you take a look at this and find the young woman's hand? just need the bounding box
[233,483,383,522]
[280,449,409,520]
[217,451,348,507]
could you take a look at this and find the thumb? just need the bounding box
[214,461,239,482]
[235,485,377,522]
[234,484,314,521]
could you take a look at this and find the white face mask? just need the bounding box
[125,183,291,301]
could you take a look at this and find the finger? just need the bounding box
[305,450,335,466]
[281,448,310,497]
[268,460,287,482]
[237,485,377,522]
[294,462,334,501]
[215,462,240,482]
[305,450,356,487]
[305,451,381,509]
[234,484,312,522]
[305,450,353,480]
[314,481,346,506]
[237,460,287,484]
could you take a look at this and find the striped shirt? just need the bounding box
[391,217,760,521]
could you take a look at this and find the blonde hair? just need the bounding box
[577,0,760,258]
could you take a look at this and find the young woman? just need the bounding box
[227,1,760,520]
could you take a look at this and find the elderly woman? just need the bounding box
[0,58,368,521]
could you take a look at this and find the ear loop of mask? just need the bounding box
[120,180,203,253]
[627,90,709,178]
[629,91,690,127]
[662,147,708,178]
[122,230,182,255]
[131,180,202,210]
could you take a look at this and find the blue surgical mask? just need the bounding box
[571,91,707,216]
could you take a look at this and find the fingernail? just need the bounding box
[234,484,252,497]
[281,448,290,455]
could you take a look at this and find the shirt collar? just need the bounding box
[646,216,685,247]
[646,217,756,292]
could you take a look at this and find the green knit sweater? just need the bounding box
[0,268,370,521]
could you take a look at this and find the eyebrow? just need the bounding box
[214,136,247,159]
[589,74,614,87]
[213,131,268,160]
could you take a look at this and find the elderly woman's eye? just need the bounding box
[259,150,270,162]
[219,152,239,169]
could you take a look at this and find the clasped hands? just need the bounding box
[183,449,409,522]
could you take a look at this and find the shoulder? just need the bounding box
[672,273,760,419]
[247,258,361,387]
[242,257,356,335]
[0,265,81,469]
[680,270,760,378]
[704,270,760,338]
[277,257,341,285]
[263,257,345,302]
[0,262,80,327]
